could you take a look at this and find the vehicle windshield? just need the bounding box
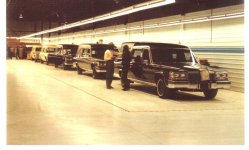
[62,45,78,55]
[36,48,41,52]
[46,48,57,52]
[62,49,73,55]
[91,46,109,59]
[151,47,194,63]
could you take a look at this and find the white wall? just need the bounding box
[46,4,244,92]
[48,4,243,47]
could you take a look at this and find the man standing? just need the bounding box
[104,42,119,89]
[121,45,131,91]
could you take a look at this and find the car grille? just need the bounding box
[188,71,200,84]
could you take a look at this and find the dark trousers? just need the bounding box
[121,65,130,89]
[106,60,114,88]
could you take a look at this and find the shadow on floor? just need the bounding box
[131,84,215,102]
[78,72,120,80]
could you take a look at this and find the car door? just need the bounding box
[129,49,143,79]
[75,48,84,69]
[85,48,93,70]
[40,48,46,61]
[141,48,155,83]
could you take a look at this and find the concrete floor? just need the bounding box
[7,60,244,144]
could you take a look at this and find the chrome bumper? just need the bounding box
[96,69,106,73]
[210,81,231,89]
[64,62,73,66]
[167,81,231,89]
[168,82,199,89]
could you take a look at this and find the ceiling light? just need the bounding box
[49,12,244,41]
[18,0,175,39]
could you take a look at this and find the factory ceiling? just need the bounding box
[7,0,244,37]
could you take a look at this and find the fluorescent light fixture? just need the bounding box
[6,36,49,40]
[49,12,244,41]
[18,0,175,39]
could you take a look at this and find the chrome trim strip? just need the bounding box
[64,63,73,65]
[127,78,155,86]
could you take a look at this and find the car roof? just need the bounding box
[122,42,189,49]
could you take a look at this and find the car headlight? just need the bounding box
[169,71,188,81]
[215,71,228,81]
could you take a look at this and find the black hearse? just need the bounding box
[74,44,109,78]
[48,44,78,70]
[115,42,231,99]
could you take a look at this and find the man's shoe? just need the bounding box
[122,88,129,91]
[107,86,113,89]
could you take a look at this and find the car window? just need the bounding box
[142,49,149,60]
[46,48,56,52]
[151,48,193,63]
[36,48,41,52]
[91,47,106,59]
[62,49,70,55]
[83,49,90,57]
[133,49,142,58]
[76,49,83,57]
[62,45,78,55]
[184,52,192,62]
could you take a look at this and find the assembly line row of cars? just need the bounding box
[30,42,231,99]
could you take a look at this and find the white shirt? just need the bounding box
[104,49,119,61]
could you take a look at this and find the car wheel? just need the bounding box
[156,78,172,98]
[92,68,98,79]
[203,89,218,99]
[63,64,68,70]
[40,60,43,64]
[76,65,82,75]
[54,64,58,68]
[45,58,49,65]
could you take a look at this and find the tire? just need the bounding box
[46,61,49,65]
[118,70,122,78]
[40,60,43,64]
[203,89,218,99]
[156,78,172,98]
[76,65,82,75]
[63,64,68,70]
[92,68,98,79]
[54,64,58,68]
